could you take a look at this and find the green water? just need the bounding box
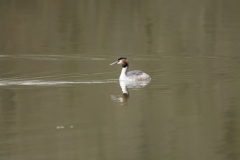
[0,0,240,160]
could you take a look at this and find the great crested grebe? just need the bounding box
[110,57,151,81]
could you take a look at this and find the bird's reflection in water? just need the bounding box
[111,80,150,105]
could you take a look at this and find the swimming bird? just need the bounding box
[110,57,151,81]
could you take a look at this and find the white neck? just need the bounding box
[119,67,128,80]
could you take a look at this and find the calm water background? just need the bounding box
[0,0,240,160]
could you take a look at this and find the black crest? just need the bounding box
[118,57,127,61]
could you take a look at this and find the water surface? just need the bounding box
[0,0,240,160]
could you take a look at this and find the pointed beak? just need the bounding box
[110,61,118,65]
